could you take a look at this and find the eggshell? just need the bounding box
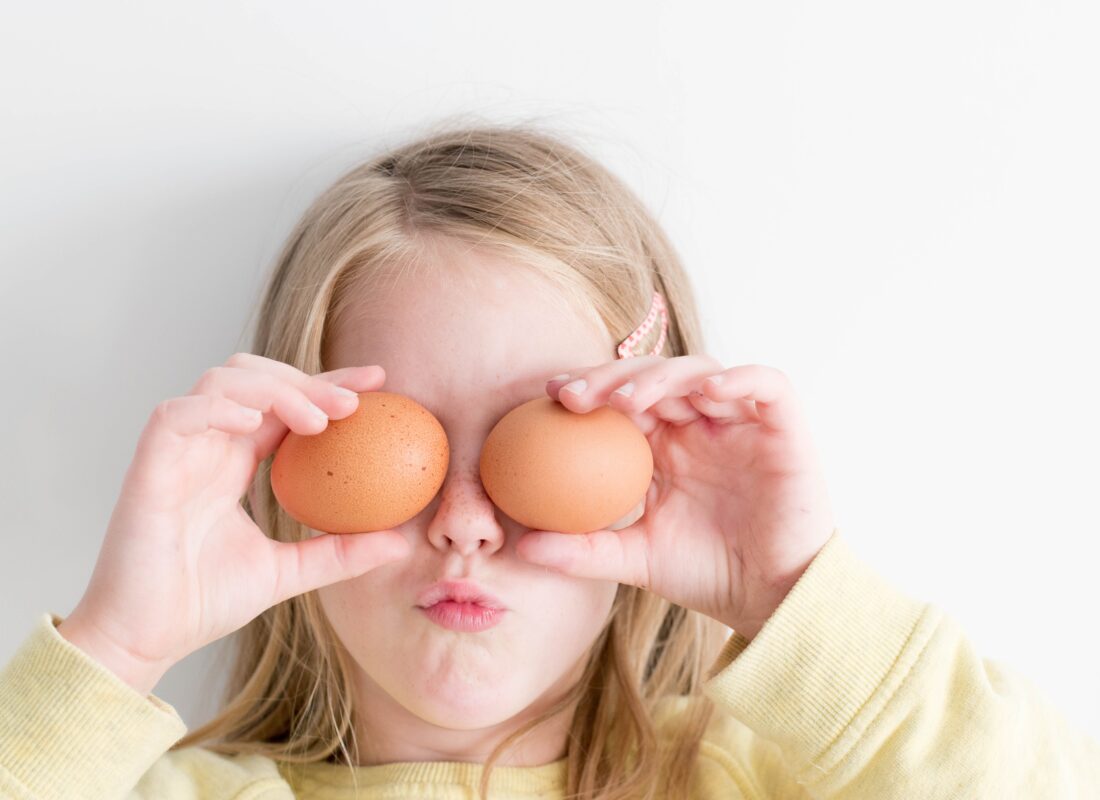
[271,391,449,534]
[479,396,653,533]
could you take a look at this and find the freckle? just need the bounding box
[326,470,334,476]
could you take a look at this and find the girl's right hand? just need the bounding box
[57,353,410,694]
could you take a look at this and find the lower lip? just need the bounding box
[419,601,505,632]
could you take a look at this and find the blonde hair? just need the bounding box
[171,118,730,799]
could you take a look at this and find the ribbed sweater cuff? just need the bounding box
[701,529,942,779]
[0,612,188,799]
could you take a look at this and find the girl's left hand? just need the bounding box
[515,354,837,641]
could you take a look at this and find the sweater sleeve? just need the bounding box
[0,612,189,799]
[699,528,1100,799]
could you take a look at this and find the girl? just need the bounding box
[1,122,1098,800]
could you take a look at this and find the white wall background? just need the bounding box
[3,0,1098,744]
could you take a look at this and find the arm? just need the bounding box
[0,612,186,799]
[701,530,1100,798]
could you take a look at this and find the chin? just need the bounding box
[401,675,529,730]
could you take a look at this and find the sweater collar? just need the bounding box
[276,756,568,797]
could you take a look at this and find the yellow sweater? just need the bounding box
[1,530,1098,799]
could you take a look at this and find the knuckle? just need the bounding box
[269,541,292,603]
[634,542,652,590]
[333,534,356,572]
[151,398,174,426]
[611,387,636,405]
[224,351,255,369]
[194,365,226,392]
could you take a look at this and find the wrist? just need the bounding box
[723,544,827,641]
[721,607,772,643]
[721,582,799,643]
[56,615,171,697]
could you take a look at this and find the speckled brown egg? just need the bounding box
[271,391,449,534]
[479,396,653,533]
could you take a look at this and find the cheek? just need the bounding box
[315,573,398,658]
[526,579,618,659]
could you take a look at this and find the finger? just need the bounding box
[137,383,326,489]
[213,351,386,439]
[191,364,385,461]
[545,354,669,411]
[192,366,341,435]
[269,530,411,604]
[544,358,665,394]
[196,355,383,418]
[515,527,652,589]
[700,365,804,431]
[686,391,762,425]
[648,395,703,426]
[126,394,263,507]
[150,394,267,439]
[557,354,723,416]
[221,352,384,395]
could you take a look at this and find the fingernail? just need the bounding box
[332,385,359,399]
[548,373,571,383]
[307,401,328,420]
[561,379,587,395]
[613,381,635,397]
[706,375,725,386]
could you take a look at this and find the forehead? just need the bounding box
[324,246,615,421]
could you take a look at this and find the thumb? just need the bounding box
[516,527,651,588]
[270,531,410,603]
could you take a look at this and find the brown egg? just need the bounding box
[271,391,449,534]
[480,396,653,533]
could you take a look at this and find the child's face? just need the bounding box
[316,242,621,755]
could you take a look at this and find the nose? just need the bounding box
[425,470,506,557]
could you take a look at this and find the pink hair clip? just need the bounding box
[617,290,669,359]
